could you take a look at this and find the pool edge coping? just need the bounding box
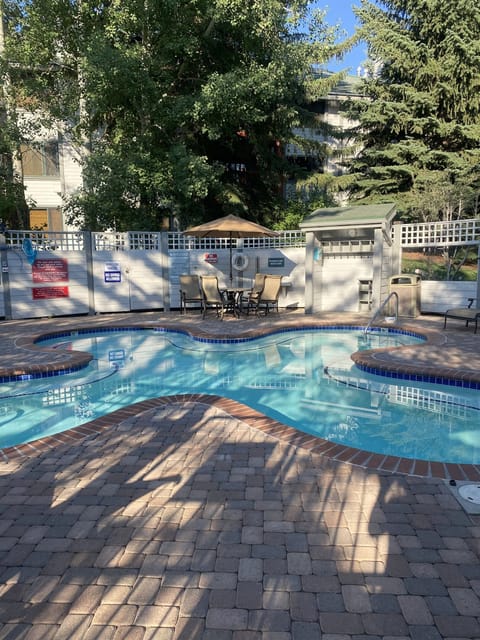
[2,318,479,480]
[2,394,480,483]
[5,318,480,387]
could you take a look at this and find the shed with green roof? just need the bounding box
[300,203,399,314]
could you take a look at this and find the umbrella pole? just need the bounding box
[229,233,233,283]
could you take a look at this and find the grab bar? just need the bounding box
[363,291,399,336]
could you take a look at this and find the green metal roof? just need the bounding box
[299,203,397,231]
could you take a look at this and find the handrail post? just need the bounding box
[364,291,399,335]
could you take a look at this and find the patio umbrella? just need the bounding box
[183,214,279,282]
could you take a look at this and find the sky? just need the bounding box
[311,1,367,74]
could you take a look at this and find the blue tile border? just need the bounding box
[354,363,480,390]
[5,323,477,390]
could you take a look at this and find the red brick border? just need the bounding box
[2,394,480,482]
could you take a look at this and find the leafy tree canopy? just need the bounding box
[1,0,347,230]
[339,0,480,221]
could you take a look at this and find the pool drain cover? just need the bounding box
[458,484,480,504]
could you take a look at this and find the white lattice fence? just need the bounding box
[395,219,480,247]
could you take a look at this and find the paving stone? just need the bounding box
[238,558,263,582]
[69,585,105,613]
[52,613,93,639]
[436,563,469,588]
[202,631,232,640]
[241,526,264,544]
[179,587,209,617]
[408,626,442,640]
[434,615,480,637]
[135,604,179,627]
[206,608,248,630]
[292,621,321,639]
[231,632,262,640]
[161,571,200,589]
[209,589,236,608]
[24,575,60,603]
[383,554,412,577]
[287,553,311,576]
[127,577,162,605]
[439,549,478,564]
[404,578,448,597]
[316,591,345,613]
[92,604,138,626]
[112,627,145,640]
[264,559,287,576]
[236,581,263,609]
[23,602,71,625]
[362,612,408,636]
[285,533,308,552]
[263,590,289,611]
[253,545,286,560]
[248,610,291,632]
[264,575,301,592]
[319,612,364,634]
[199,572,237,590]
[342,585,371,613]
[425,595,459,616]
[190,549,216,572]
[398,594,434,625]
[365,577,407,595]
[290,592,317,621]
[448,587,480,616]
[215,557,239,573]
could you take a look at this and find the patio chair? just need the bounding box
[200,275,229,319]
[443,297,480,334]
[251,274,282,315]
[179,274,203,314]
[241,273,267,315]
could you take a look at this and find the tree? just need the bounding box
[0,0,29,228]
[339,0,480,222]
[2,0,344,231]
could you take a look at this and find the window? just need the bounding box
[21,141,60,177]
[29,208,63,232]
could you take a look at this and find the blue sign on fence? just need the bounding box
[104,271,121,283]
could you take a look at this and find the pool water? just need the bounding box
[1,328,479,464]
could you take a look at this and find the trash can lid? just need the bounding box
[390,274,420,284]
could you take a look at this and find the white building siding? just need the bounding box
[23,178,63,208]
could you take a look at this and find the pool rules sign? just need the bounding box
[104,261,122,283]
[31,258,70,299]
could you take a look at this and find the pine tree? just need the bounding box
[342,0,480,221]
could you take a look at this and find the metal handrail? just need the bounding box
[363,291,399,336]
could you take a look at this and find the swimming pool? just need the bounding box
[1,327,479,464]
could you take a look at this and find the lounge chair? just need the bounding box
[200,275,229,319]
[179,274,203,314]
[250,274,282,315]
[241,273,267,315]
[443,297,480,334]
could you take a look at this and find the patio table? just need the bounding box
[221,287,249,317]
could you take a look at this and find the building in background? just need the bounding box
[19,124,83,232]
[284,74,364,199]
[18,76,365,232]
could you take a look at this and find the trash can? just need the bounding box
[389,274,421,317]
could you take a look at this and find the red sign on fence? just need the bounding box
[204,253,218,264]
[32,258,69,283]
[32,286,69,300]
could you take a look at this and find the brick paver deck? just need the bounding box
[0,310,479,638]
